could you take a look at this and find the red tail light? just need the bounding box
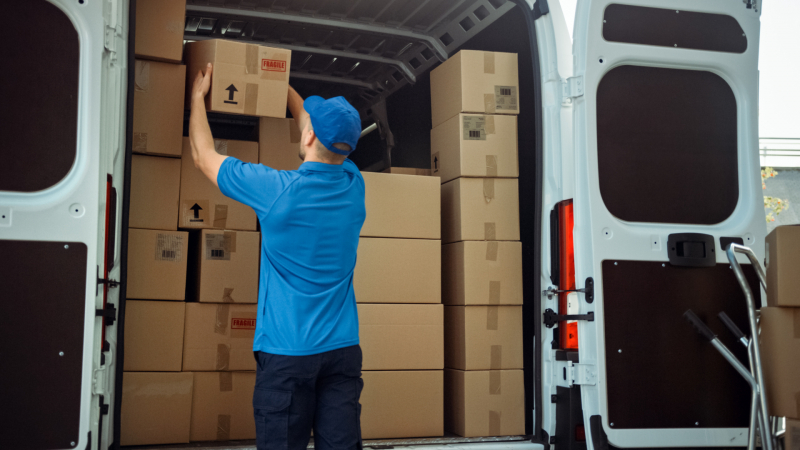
[558,200,578,349]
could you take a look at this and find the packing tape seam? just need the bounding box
[245,83,259,115]
[484,52,495,75]
[490,345,502,369]
[489,281,501,304]
[223,287,235,303]
[219,372,233,392]
[485,222,497,241]
[484,93,496,114]
[486,306,499,331]
[217,414,232,441]
[486,241,499,261]
[133,132,148,152]
[489,370,501,395]
[246,44,259,74]
[224,231,237,253]
[489,410,501,435]
[216,343,230,371]
[215,304,230,335]
[483,178,495,202]
[485,115,495,135]
[486,155,498,177]
[214,204,229,229]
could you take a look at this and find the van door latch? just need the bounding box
[543,309,594,328]
[568,361,597,386]
[543,277,594,302]
[96,303,117,327]
[563,76,584,100]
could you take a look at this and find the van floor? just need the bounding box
[129,435,529,450]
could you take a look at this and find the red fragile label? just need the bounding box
[262,59,286,72]
[231,318,256,330]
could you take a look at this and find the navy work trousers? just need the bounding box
[253,345,363,450]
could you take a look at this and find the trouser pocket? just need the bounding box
[254,388,292,450]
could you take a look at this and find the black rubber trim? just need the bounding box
[533,0,550,19]
[589,415,609,450]
[111,1,136,448]
[510,0,545,441]
[720,236,744,251]
[684,309,717,342]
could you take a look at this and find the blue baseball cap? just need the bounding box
[303,96,361,156]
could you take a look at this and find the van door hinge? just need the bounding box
[543,277,594,302]
[568,361,597,386]
[104,25,122,62]
[544,309,594,328]
[96,303,117,327]
[563,76,584,100]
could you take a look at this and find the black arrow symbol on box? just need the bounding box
[190,203,203,219]
[434,156,439,170]
[225,84,238,101]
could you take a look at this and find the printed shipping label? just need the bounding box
[206,233,232,261]
[155,234,182,262]
[463,115,487,141]
[494,85,518,111]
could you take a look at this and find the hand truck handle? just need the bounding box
[718,311,747,341]
[684,309,716,342]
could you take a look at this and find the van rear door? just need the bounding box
[0,1,128,449]
[568,0,764,447]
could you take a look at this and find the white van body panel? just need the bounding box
[569,0,764,447]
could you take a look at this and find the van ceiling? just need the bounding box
[184,0,516,111]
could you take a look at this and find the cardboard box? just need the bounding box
[383,167,433,176]
[359,304,443,370]
[179,137,258,231]
[259,117,302,171]
[133,60,185,157]
[430,50,519,128]
[190,229,260,303]
[130,155,181,230]
[785,419,800,450]
[191,372,256,441]
[766,226,800,307]
[441,177,520,244]
[361,371,443,439]
[445,306,523,370]
[134,0,186,63]
[127,229,189,300]
[123,300,186,371]
[444,369,525,437]
[183,303,257,371]
[354,238,441,304]
[361,172,440,239]
[431,114,518,183]
[442,241,523,305]
[184,40,290,118]
[759,307,800,419]
[120,372,193,446]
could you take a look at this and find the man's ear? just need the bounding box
[304,127,316,148]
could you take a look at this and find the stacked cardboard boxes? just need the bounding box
[122,2,293,443]
[430,50,525,437]
[760,226,800,421]
[122,1,191,446]
[356,171,445,439]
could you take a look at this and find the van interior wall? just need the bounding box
[185,6,538,436]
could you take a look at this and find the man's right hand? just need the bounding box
[192,63,213,103]
[287,85,311,132]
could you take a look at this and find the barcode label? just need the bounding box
[206,233,232,261]
[155,234,182,262]
[463,115,487,140]
[494,85,518,111]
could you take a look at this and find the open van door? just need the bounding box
[0,1,129,449]
[568,0,765,447]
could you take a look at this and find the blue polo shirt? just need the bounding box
[217,157,366,356]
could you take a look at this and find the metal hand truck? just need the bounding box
[683,243,775,450]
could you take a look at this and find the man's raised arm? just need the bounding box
[189,63,228,187]
[287,85,311,131]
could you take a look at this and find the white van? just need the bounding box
[0,0,765,449]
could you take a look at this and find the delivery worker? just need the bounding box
[188,63,366,450]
